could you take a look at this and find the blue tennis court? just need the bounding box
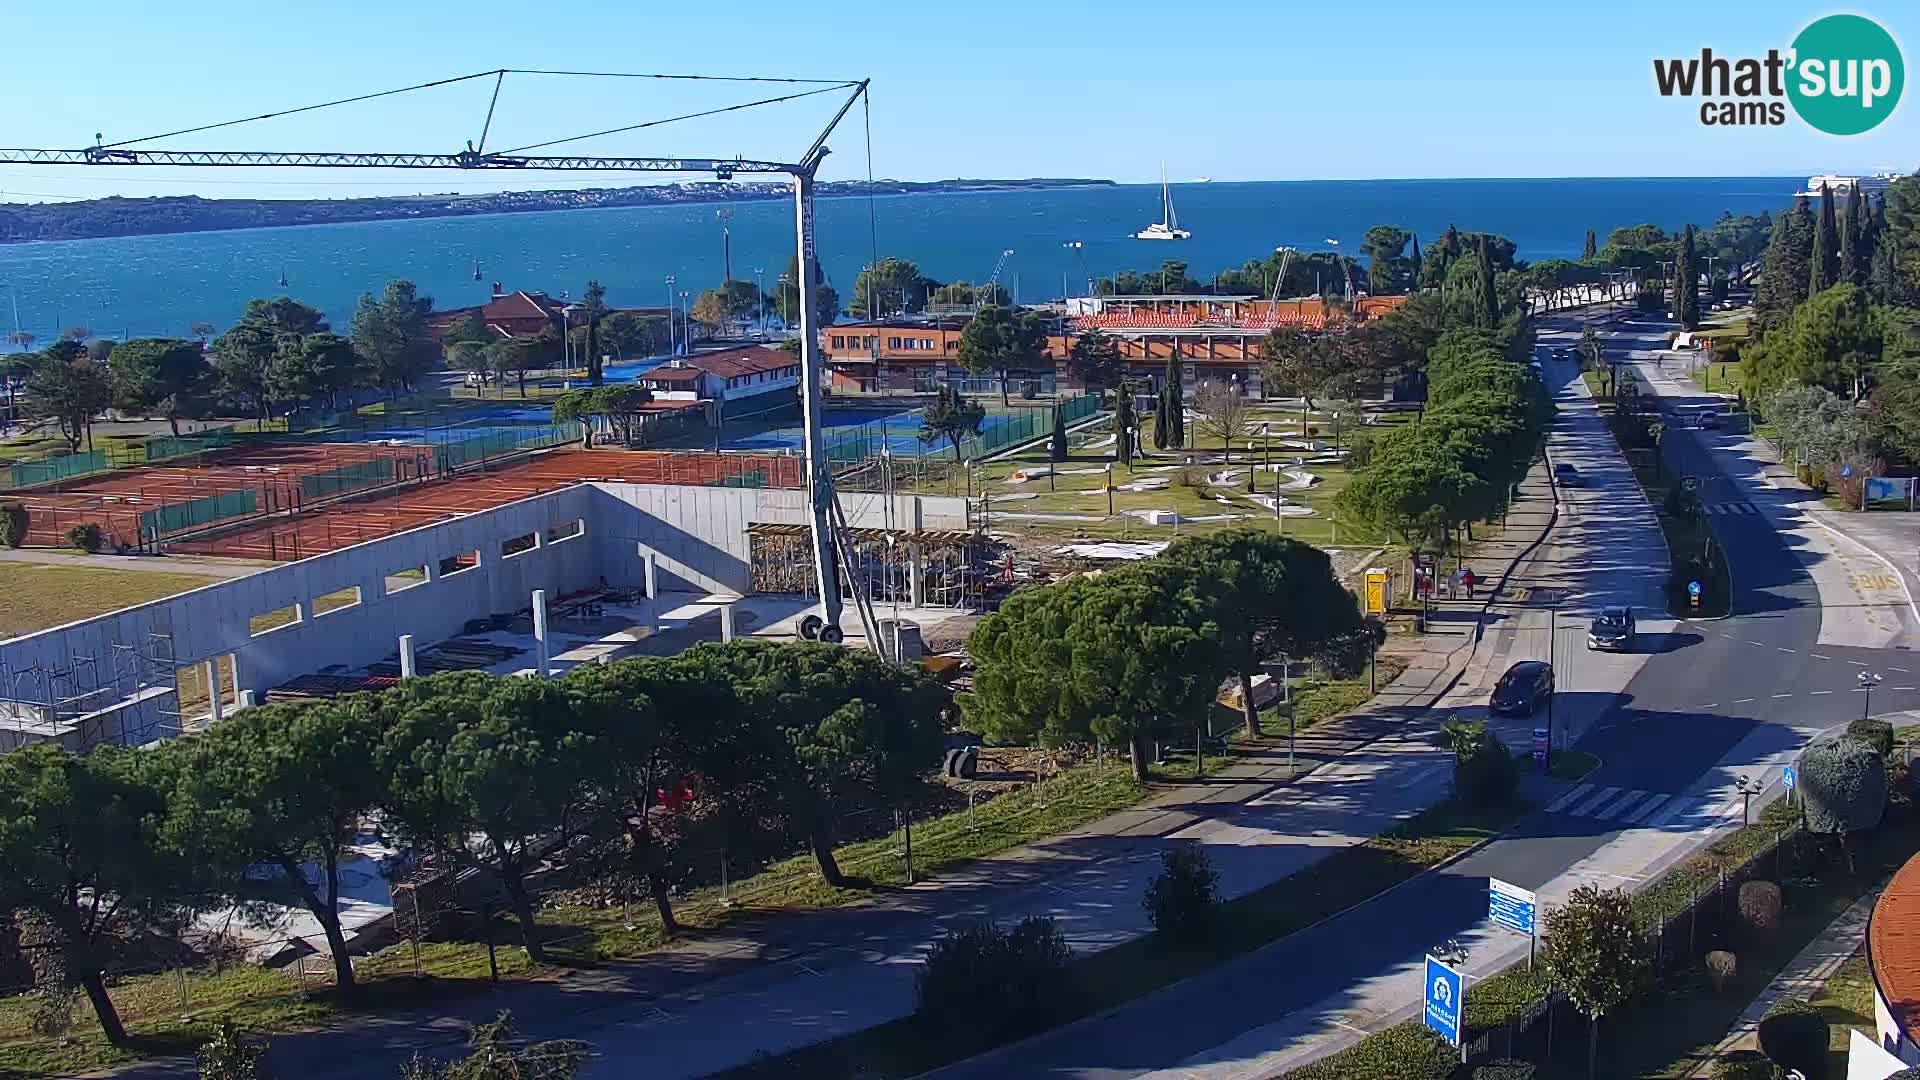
[721,408,1026,458]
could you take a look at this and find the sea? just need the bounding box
[0,176,1804,341]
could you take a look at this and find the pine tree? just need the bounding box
[1163,353,1185,447]
[1676,224,1701,329]
[1811,183,1839,295]
[1869,198,1900,304]
[1583,229,1598,260]
[1841,183,1868,286]
[1756,196,1815,332]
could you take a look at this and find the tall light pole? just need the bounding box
[717,208,735,287]
[1063,241,1090,299]
[753,265,766,338]
[679,291,691,354]
[664,275,677,356]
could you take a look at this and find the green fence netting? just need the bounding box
[140,488,257,539]
[142,429,238,465]
[431,424,574,474]
[4,448,107,490]
[301,458,395,501]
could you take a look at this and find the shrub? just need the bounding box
[1280,1021,1457,1080]
[1710,1049,1779,1080]
[1757,996,1827,1079]
[1848,718,1894,758]
[1705,949,1739,991]
[0,501,26,548]
[1021,380,1040,400]
[1444,720,1518,808]
[1143,843,1220,942]
[1800,737,1888,840]
[65,522,103,553]
[198,1022,270,1080]
[915,916,1072,1040]
[1737,881,1783,933]
[1472,1061,1535,1080]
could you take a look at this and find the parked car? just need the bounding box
[1554,462,1581,486]
[1587,606,1637,651]
[1490,661,1555,716]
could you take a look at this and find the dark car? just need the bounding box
[1587,606,1636,651]
[1554,462,1580,486]
[1490,661,1554,716]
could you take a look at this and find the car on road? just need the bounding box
[1554,462,1580,486]
[1490,661,1554,716]
[1587,606,1637,651]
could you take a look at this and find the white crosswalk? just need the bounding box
[1701,502,1760,516]
[1543,782,1746,829]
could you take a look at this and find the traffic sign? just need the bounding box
[1489,878,1537,936]
[1842,464,1856,479]
[1783,765,1797,791]
[1423,954,1464,1047]
[1687,580,1702,597]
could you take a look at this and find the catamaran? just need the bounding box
[1135,164,1191,240]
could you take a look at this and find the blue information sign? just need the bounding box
[1783,765,1797,791]
[1423,954,1464,1046]
[1687,580,1702,597]
[1488,877,1537,936]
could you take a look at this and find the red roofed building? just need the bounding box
[429,284,673,343]
[637,345,801,414]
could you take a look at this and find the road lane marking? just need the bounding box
[1545,784,1593,814]
[1569,785,1623,816]
[1626,794,1672,824]
[1895,687,1917,692]
[1735,697,1756,703]
[1811,690,1834,695]
[1811,653,1833,659]
[1850,660,1869,667]
[1772,693,1794,698]
[1778,647,1796,653]
[1895,668,1912,674]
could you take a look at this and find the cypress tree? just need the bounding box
[1811,183,1839,295]
[1869,198,1899,305]
[1676,224,1701,329]
[1477,238,1500,329]
[1049,403,1067,462]
[1583,229,1597,260]
[1841,183,1868,286]
[1409,235,1422,291]
[1152,374,1169,450]
[1757,196,1815,331]
[1114,381,1136,463]
[1163,352,1185,447]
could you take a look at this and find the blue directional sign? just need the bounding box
[1687,580,1702,597]
[1783,765,1797,791]
[1488,877,1537,936]
[1423,954,1464,1047]
[1842,464,1856,479]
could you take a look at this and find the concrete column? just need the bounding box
[719,600,736,642]
[532,589,551,677]
[398,634,417,679]
[204,660,223,725]
[235,690,256,711]
[643,551,659,600]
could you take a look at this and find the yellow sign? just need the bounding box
[1365,568,1392,615]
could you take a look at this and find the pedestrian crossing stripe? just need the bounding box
[1701,503,1760,516]
[1543,782,1745,828]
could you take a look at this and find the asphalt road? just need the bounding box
[929,310,1908,1080]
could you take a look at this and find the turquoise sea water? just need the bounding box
[0,176,1801,341]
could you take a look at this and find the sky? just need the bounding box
[0,0,1914,202]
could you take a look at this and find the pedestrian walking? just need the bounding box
[1460,566,1476,599]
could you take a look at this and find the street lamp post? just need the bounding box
[1861,670,1884,720]
[1546,603,1557,752]
[753,266,766,338]
[1733,774,1762,825]
[679,292,691,355]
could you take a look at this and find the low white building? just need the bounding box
[636,345,801,405]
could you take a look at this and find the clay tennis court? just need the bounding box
[11,442,433,550]
[170,449,804,561]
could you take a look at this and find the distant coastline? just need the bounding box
[0,177,1115,245]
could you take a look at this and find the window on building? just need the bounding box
[888,336,902,349]
[831,335,845,348]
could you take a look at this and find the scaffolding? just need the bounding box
[747,524,988,611]
[0,632,183,750]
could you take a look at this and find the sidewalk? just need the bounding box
[93,465,1569,1079]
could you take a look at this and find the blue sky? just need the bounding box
[0,0,1914,201]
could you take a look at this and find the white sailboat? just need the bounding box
[1135,164,1191,241]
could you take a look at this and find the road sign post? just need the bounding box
[1423,953,1465,1057]
[1688,579,1702,612]
[1784,764,1796,811]
[1489,877,1539,969]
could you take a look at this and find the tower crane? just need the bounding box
[983,248,1014,305]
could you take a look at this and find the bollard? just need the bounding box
[719,601,736,642]
[398,634,416,678]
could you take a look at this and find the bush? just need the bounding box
[1738,881,1783,933]
[1800,737,1888,838]
[1021,380,1040,400]
[916,916,1072,1040]
[1757,997,1827,1079]
[1848,718,1894,758]
[64,522,103,553]
[1472,1061,1535,1080]
[1705,949,1739,991]
[1710,1049,1779,1080]
[1445,720,1518,808]
[198,1022,270,1080]
[0,501,26,548]
[1143,843,1220,942]
[1281,1021,1457,1079]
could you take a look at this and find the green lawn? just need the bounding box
[0,562,221,638]
[722,794,1530,1080]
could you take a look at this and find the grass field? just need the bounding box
[0,561,220,638]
